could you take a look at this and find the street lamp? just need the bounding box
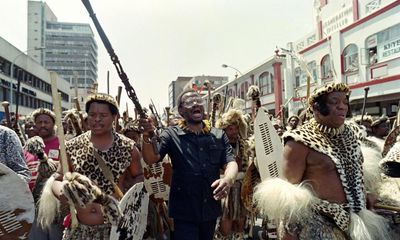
[221,64,243,79]
[10,46,45,113]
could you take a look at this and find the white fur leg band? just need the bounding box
[37,175,60,229]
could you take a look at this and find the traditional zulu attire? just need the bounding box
[37,93,134,240]
[61,94,134,239]
[215,108,250,239]
[27,108,65,240]
[62,130,134,239]
[377,139,400,235]
[254,83,392,240]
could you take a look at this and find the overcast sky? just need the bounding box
[1,0,315,114]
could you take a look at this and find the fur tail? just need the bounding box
[253,178,316,223]
[37,175,60,228]
[361,145,383,193]
[349,209,392,240]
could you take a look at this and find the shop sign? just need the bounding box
[322,6,353,35]
[378,37,400,62]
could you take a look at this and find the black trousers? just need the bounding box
[171,219,217,240]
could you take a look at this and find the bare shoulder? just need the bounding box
[284,139,309,158]
[282,139,309,183]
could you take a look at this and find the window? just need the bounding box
[321,54,333,79]
[307,61,318,83]
[365,23,400,65]
[294,62,315,88]
[258,72,274,95]
[295,67,302,87]
[343,44,359,72]
[367,47,378,65]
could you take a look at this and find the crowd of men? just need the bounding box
[1,81,400,240]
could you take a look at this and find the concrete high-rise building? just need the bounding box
[168,76,192,109]
[28,0,98,107]
[168,75,228,111]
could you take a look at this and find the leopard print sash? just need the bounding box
[66,131,134,195]
[283,119,366,231]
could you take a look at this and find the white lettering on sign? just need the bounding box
[322,7,353,35]
[378,38,400,62]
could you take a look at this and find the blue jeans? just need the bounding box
[171,219,217,240]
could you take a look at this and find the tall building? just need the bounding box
[168,76,192,108]
[28,0,98,107]
[168,76,228,110]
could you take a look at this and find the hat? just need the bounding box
[308,82,350,106]
[307,82,350,116]
[32,108,56,122]
[371,115,389,127]
[85,93,119,111]
[122,120,140,134]
[216,109,247,138]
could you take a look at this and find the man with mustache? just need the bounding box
[29,108,64,240]
[140,89,238,240]
[33,108,60,161]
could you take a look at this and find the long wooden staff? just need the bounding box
[396,99,400,128]
[125,102,129,124]
[1,101,12,129]
[150,99,163,129]
[50,72,78,229]
[149,104,161,130]
[204,80,212,119]
[116,86,123,107]
[374,203,400,212]
[73,97,87,131]
[114,86,123,132]
[165,107,171,127]
[210,93,222,127]
[360,87,370,123]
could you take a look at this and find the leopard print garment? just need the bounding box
[66,131,133,195]
[283,119,365,231]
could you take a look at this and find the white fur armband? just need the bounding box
[253,178,316,224]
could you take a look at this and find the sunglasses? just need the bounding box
[181,96,205,108]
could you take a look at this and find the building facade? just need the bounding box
[28,0,98,108]
[0,36,70,118]
[207,0,400,124]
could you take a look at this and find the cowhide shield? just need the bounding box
[143,156,172,204]
[0,163,34,240]
[254,109,283,180]
[383,125,400,157]
[110,182,149,240]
